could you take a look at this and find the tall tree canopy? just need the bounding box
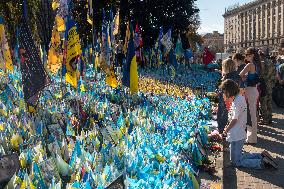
[71,0,200,47]
[0,0,54,50]
[127,0,199,47]
[0,0,199,49]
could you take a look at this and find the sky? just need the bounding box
[196,0,253,34]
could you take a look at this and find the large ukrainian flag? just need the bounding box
[65,17,82,88]
[122,24,138,93]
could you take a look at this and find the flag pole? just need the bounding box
[92,3,96,81]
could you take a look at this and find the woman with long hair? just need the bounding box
[233,53,246,74]
[240,47,262,144]
[233,53,246,95]
[217,58,242,132]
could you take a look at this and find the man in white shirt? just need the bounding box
[220,79,278,169]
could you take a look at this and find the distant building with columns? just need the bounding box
[223,0,284,54]
[202,31,224,53]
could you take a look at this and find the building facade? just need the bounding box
[202,31,224,53]
[223,0,284,53]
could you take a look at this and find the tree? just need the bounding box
[0,0,54,50]
[71,0,120,48]
[72,0,200,48]
[127,0,200,47]
[0,0,200,49]
[37,0,55,52]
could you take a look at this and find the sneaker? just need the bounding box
[261,151,278,167]
[262,156,278,169]
[259,120,269,125]
[245,140,257,144]
[261,158,272,169]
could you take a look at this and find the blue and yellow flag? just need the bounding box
[100,9,109,67]
[123,22,130,53]
[122,24,135,88]
[175,34,184,58]
[66,17,82,88]
[47,15,64,75]
[32,162,46,189]
[0,17,13,72]
[130,55,138,93]
[113,11,119,36]
[106,67,118,88]
[169,49,178,68]
[158,26,163,50]
[52,0,60,10]
[56,15,65,32]
[87,0,93,25]
[161,29,172,52]
[109,9,114,45]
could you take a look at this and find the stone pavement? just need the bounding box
[224,103,284,189]
[199,103,284,189]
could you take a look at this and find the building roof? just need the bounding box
[223,0,270,17]
[202,32,224,39]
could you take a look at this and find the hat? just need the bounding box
[280,38,284,48]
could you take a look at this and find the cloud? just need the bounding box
[197,24,224,35]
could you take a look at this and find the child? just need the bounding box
[220,79,278,169]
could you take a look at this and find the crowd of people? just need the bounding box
[216,38,284,170]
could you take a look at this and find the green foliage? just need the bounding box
[0,0,200,49]
[127,0,200,47]
[72,0,199,48]
[0,1,21,47]
[71,0,120,47]
[0,0,54,50]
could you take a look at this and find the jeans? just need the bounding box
[230,139,262,169]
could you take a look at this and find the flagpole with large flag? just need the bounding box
[122,24,138,93]
[46,14,65,75]
[202,47,215,65]
[123,21,130,54]
[65,16,82,88]
[0,16,13,73]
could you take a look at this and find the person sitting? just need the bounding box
[220,79,278,169]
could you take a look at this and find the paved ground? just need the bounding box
[200,103,284,189]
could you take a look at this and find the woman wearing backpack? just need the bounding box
[240,48,262,144]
